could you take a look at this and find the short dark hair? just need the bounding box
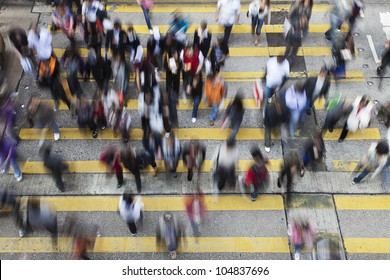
[376,141,389,155]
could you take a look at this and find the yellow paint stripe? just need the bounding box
[54,46,334,58]
[48,23,348,35]
[43,98,326,111]
[108,4,331,13]
[335,195,390,210]
[0,237,289,253]
[17,159,284,174]
[332,160,359,171]
[344,238,390,254]
[41,195,284,211]
[19,127,278,140]
[19,127,379,141]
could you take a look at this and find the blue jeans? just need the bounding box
[210,104,219,121]
[52,122,60,134]
[141,6,152,31]
[192,95,202,118]
[354,169,369,183]
[264,84,276,99]
[289,109,304,138]
[8,157,21,179]
[251,16,264,35]
[228,121,241,143]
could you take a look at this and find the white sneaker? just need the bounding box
[265,146,271,153]
[19,230,26,238]
[54,133,60,141]
[16,175,22,182]
[192,118,196,123]
[165,132,170,138]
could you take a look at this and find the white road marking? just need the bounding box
[367,35,381,64]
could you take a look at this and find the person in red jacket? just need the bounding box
[100,146,123,188]
[180,42,204,99]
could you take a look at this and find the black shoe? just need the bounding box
[277,178,282,188]
[329,128,333,133]
[377,67,382,77]
[92,131,98,138]
[306,109,311,115]
[117,183,122,189]
[338,139,344,143]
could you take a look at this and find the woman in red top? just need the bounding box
[180,42,204,98]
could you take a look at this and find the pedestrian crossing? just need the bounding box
[5,0,389,260]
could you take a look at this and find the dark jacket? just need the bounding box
[304,75,330,103]
[193,30,212,58]
[105,29,127,57]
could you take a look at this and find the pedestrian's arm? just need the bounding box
[196,52,204,74]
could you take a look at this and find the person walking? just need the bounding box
[156,212,183,259]
[263,56,290,102]
[180,42,204,100]
[119,194,144,235]
[204,65,227,126]
[277,151,303,203]
[194,20,212,58]
[377,40,390,77]
[26,97,61,146]
[352,141,389,185]
[208,36,229,72]
[338,95,374,142]
[100,146,123,188]
[182,141,206,181]
[240,147,269,201]
[137,0,154,33]
[41,145,69,192]
[223,94,245,143]
[162,132,181,178]
[52,3,75,42]
[216,0,241,48]
[285,82,307,139]
[121,147,142,193]
[184,193,207,236]
[303,68,330,115]
[247,0,270,45]
[167,11,189,47]
[0,127,22,182]
[212,139,238,190]
[105,20,128,59]
[300,133,325,176]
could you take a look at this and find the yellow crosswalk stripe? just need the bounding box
[18,127,380,141]
[107,4,331,13]
[16,159,284,174]
[31,195,284,211]
[48,23,349,35]
[334,195,390,210]
[43,98,329,111]
[0,237,290,253]
[53,46,334,58]
[332,160,359,171]
[344,238,390,254]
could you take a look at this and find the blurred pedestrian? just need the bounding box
[247,0,270,45]
[76,96,98,138]
[52,3,75,41]
[194,20,212,58]
[288,219,303,260]
[162,132,181,178]
[0,128,22,182]
[377,40,390,78]
[182,141,206,181]
[263,56,289,102]
[137,0,154,33]
[277,151,303,203]
[180,42,204,100]
[204,65,227,126]
[338,95,374,142]
[61,43,85,99]
[40,145,69,192]
[300,133,325,176]
[167,11,189,47]
[352,141,389,185]
[119,194,144,235]
[322,92,350,132]
[285,82,307,138]
[26,97,60,146]
[223,94,245,143]
[216,0,241,48]
[303,67,330,115]
[156,212,183,259]
[240,147,269,201]
[212,139,238,190]
[121,147,142,192]
[184,192,207,236]
[190,73,203,123]
[105,20,128,59]
[208,36,229,72]
[100,146,123,188]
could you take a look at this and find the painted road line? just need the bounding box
[0,237,289,253]
[367,35,381,64]
[43,98,327,111]
[19,128,278,140]
[48,24,349,35]
[332,160,359,172]
[334,195,390,210]
[107,4,331,13]
[287,194,334,209]
[19,127,380,141]
[53,46,334,58]
[344,238,390,254]
[16,159,284,174]
[32,195,284,212]
[74,71,364,82]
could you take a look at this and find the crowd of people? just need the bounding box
[0,0,389,259]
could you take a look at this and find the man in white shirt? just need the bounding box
[28,25,52,61]
[216,0,240,47]
[285,82,307,139]
[81,0,103,24]
[264,56,290,102]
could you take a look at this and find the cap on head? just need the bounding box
[164,213,173,222]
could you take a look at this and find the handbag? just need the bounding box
[253,78,264,109]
